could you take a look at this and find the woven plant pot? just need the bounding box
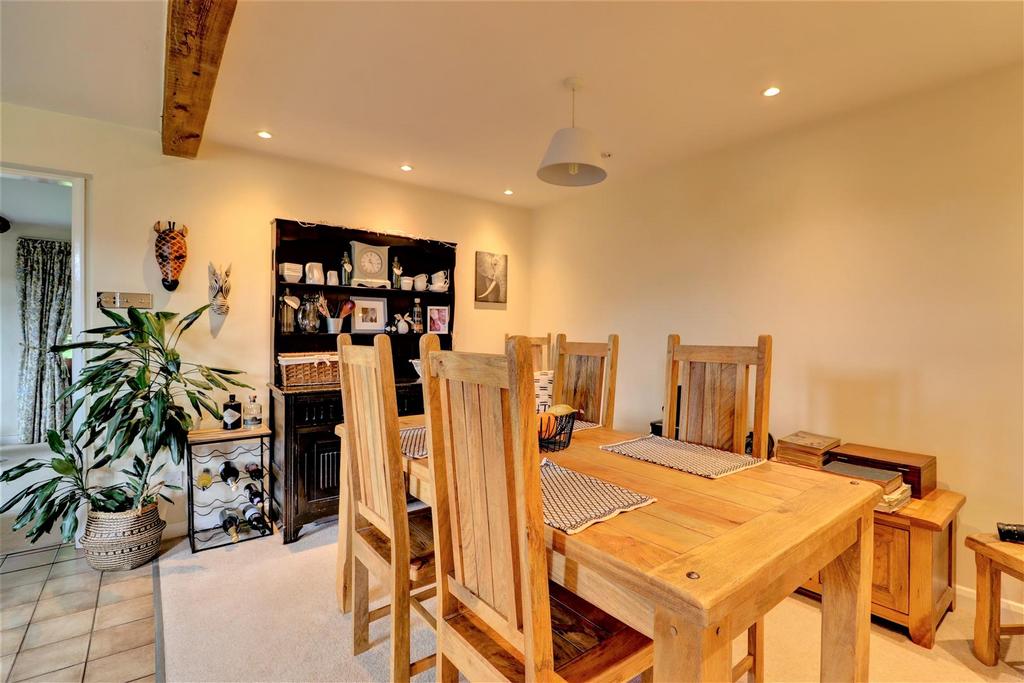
[81,503,165,571]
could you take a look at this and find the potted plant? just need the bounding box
[0,305,249,570]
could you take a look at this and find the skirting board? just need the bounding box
[956,584,1024,624]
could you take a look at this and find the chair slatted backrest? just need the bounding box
[505,333,552,372]
[337,334,407,543]
[662,335,773,458]
[552,333,619,427]
[421,334,554,677]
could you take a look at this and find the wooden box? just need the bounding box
[827,442,936,499]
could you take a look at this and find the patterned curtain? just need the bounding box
[16,238,72,444]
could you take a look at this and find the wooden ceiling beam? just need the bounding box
[161,0,237,158]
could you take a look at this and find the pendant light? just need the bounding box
[537,77,607,186]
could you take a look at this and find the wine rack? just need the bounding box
[186,426,274,553]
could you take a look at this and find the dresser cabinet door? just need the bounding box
[295,429,341,507]
[871,522,910,613]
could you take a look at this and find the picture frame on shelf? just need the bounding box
[427,305,450,334]
[350,297,388,333]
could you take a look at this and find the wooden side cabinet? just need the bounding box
[802,489,966,648]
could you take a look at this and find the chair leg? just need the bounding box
[640,668,654,683]
[747,619,764,683]
[353,556,370,655]
[390,568,412,682]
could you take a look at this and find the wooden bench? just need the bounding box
[965,533,1024,665]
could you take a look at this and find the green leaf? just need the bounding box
[99,307,129,326]
[172,305,209,338]
[60,505,80,542]
[50,458,76,477]
[46,430,66,456]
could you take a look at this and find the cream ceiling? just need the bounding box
[2,2,1021,207]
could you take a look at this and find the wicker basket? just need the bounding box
[81,503,166,571]
[278,352,340,387]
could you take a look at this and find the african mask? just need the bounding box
[208,262,231,315]
[153,220,188,291]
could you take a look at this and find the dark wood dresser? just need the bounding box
[268,218,454,542]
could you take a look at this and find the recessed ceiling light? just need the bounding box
[762,86,781,97]
[256,130,273,139]
[503,189,514,196]
[400,164,414,172]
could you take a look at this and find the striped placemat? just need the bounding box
[573,420,599,432]
[399,426,428,459]
[600,435,763,479]
[540,459,655,535]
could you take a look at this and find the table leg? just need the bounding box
[972,553,1000,666]
[820,511,872,682]
[336,436,353,613]
[908,524,936,648]
[654,606,731,682]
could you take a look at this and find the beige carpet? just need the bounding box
[156,524,1023,682]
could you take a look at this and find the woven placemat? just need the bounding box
[540,459,654,535]
[573,420,599,432]
[600,435,763,479]
[399,426,428,459]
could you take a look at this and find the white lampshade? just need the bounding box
[537,126,607,186]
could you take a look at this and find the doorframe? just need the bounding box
[0,163,89,413]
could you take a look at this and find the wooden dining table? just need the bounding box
[335,417,880,682]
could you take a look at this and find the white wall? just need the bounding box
[0,102,533,529]
[530,64,1023,599]
[0,221,71,441]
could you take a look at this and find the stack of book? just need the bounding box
[821,460,911,513]
[775,431,841,468]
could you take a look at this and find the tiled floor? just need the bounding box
[0,544,158,683]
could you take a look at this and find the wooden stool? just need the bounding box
[965,533,1024,665]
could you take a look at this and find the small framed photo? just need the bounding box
[427,305,450,334]
[350,297,388,333]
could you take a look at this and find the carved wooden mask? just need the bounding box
[153,220,188,291]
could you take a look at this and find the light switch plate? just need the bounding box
[96,291,153,309]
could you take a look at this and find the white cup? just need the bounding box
[326,270,339,286]
[431,271,448,286]
[413,274,428,291]
[400,276,414,291]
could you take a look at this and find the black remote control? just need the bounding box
[996,522,1024,544]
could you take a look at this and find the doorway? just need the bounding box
[0,166,86,553]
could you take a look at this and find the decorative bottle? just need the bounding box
[411,298,423,334]
[243,395,262,428]
[340,253,352,286]
[222,394,242,430]
[278,288,296,334]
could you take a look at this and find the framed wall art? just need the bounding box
[475,251,508,304]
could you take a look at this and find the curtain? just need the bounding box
[16,238,72,444]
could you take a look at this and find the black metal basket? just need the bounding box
[539,412,576,453]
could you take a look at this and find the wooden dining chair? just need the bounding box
[504,333,552,371]
[662,333,773,683]
[552,333,619,428]
[337,333,436,681]
[419,333,653,682]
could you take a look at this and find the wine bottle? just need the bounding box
[219,461,240,490]
[222,394,242,430]
[244,462,263,481]
[220,508,241,543]
[244,483,264,506]
[196,467,213,491]
[241,503,268,534]
[242,395,263,428]
[411,298,423,334]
